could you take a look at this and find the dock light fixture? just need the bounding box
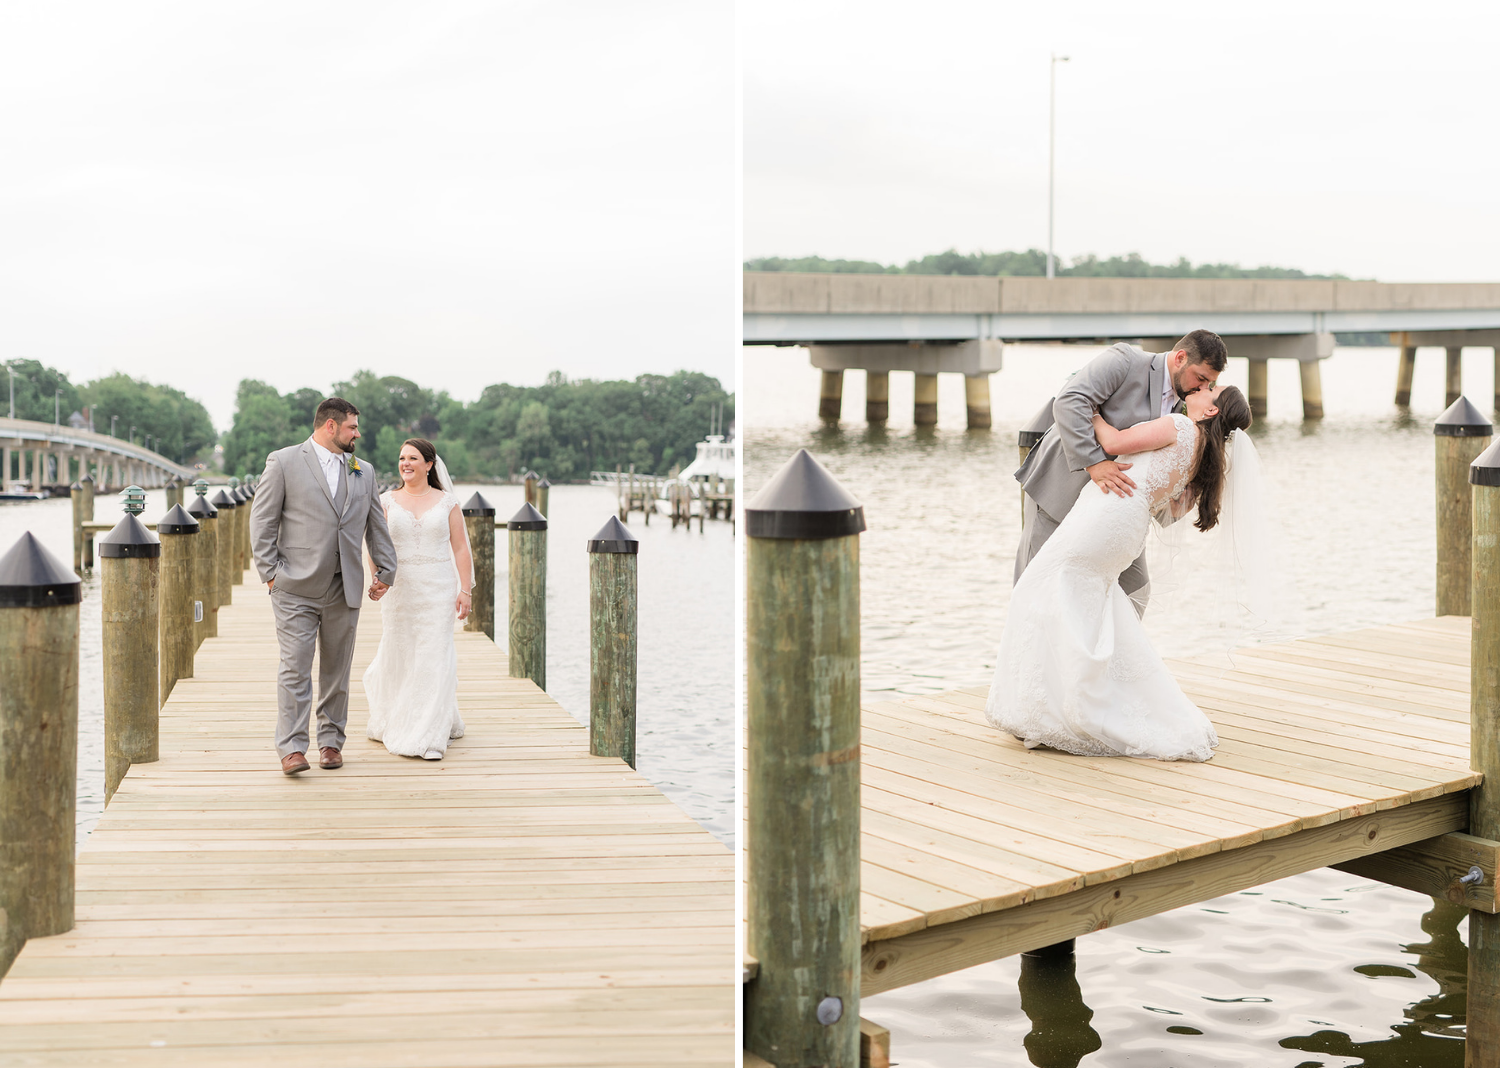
[1048,53,1070,280]
[193,478,209,498]
[122,486,147,516]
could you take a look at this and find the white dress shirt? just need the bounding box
[311,437,344,499]
[1160,359,1178,418]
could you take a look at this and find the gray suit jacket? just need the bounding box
[1015,343,1168,522]
[249,439,397,608]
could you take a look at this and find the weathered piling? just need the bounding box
[1018,398,1055,467]
[79,471,94,523]
[866,370,889,423]
[1396,337,1417,406]
[163,476,180,510]
[744,448,866,1068]
[507,502,547,690]
[211,489,237,608]
[231,486,249,583]
[1435,397,1492,616]
[157,505,199,704]
[523,470,538,508]
[187,487,218,645]
[0,532,82,977]
[913,372,938,426]
[1468,439,1500,1063]
[819,369,844,422]
[587,516,638,768]
[98,500,161,802]
[536,478,551,520]
[70,481,84,574]
[462,493,496,641]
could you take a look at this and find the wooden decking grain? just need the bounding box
[830,616,1476,997]
[0,573,733,1066]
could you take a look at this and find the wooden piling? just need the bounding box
[913,372,938,426]
[156,505,198,704]
[163,476,179,510]
[819,369,844,422]
[98,511,161,802]
[0,532,82,977]
[187,491,219,644]
[231,487,249,583]
[1468,439,1500,1064]
[524,471,538,508]
[536,478,551,519]
[211,490,236,608]
[744,448,866,1068]
[1248,358,1269,419]
[79,472,94,522]
[462,493,496,641]
[964,374,992,430]
[507,502,547,690]
[70,481,84,574]
[1435,398,1492,617]
[866,370,889,423]
[1019,398,1055,467]
[1299,360,1324,420]
[588,516,638,768]
[1447,347,1463,408]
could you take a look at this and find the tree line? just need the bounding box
[221,369,735,482]
[745,248,1355,280]
[1,359,217,464]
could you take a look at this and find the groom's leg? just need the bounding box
[270,589,319,757]
[1013,497,1060,585]
[314,576,360,752]
[1120,552,1150,618]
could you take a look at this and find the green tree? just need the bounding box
[82,373,216,463]
[221,380,294,478]
[2,359,83,424]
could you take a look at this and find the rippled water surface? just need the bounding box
[0,483,732,849]
[745,342,1485,1067]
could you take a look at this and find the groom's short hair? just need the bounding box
[1174,329,1228,371]
[314,397,360,427]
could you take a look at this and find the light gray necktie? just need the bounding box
[333,455,348,513]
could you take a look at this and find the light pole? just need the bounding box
[1048,53,1070,280]
[129,426,135,445]
[110,415,118,437]
[6,364,13,420]
[54,388,61,426]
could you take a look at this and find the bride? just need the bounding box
[985,384,1255,761]
[363,437,472,760]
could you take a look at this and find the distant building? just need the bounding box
[68,410,87,429]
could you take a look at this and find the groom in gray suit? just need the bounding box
[249,397,398,775]
[1014,329,1228,612]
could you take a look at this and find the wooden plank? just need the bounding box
[1332,830,1500,912]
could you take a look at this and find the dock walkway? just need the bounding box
[0,572,733,1065]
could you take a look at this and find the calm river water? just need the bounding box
[0,482,733,849]
[745,342,1488,1068]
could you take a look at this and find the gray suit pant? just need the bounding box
[1014,493,1150,618]
[270,572,359,757]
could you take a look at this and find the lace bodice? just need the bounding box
[1117,413,1198,513]
[383,491,458,569]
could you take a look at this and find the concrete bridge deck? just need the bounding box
[0,569,734,1066]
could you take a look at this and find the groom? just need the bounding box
[249,397,398,775]
[1014,329,1227,613]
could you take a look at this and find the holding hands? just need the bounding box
[369,579,390,601]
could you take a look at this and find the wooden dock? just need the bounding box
[0,572,734,1065]
[850,615,1480,997]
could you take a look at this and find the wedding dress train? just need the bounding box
[985,413,1219,761]
[363,490,466,757]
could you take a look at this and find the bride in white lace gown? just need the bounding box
[985,385,1252,761]
[363,438,473,760]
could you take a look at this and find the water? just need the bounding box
[744,342,1487,1067]
[0,482,733,851]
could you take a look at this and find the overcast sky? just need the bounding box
[744,0,1500,283]
[0,1,734,430]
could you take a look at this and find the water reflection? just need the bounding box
[1017,950,1101,1068]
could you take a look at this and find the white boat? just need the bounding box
[676,434,734,482]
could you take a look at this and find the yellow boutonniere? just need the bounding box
[348,456,361,474]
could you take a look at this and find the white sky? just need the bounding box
[0,1,735,430]
[744,0,1500,284]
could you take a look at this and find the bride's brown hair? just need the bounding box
[402,438,443,491]
[1186,386,1252,532]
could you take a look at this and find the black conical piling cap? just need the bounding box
[70,481,82,492]
[507,502,547,530]
[80,472,94,485]
[186,493,217,519]
[538,478,552,489]
[588,516,639,554]
[1436,396,1492,438]
[746,449,864,540]
[236,486,251,503]
[1472,439,1500,487]
[0,532,84,606]
[99,512,162,558]
[1019,397,1056,449]
[157,504,199,535]
[211,489,237,509]
[461,492,495,518]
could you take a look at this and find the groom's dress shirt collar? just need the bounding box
[1160,358,1178,418]
[310,437,343,499]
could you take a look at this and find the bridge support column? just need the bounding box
[818,370,844,422]
[1446,347,1463,408]
[913,373,938,426]
[1396,339,1417,406]
[965,374,992,430]
[1247,359,1268,419]
[2,447,9,491]
[1299,360,1324,420]
[865,371,889,423]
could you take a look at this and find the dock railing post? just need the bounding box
[536,478,550,520]
[1018,398,1056,523]
[0,532,82,977]
[98,490,161,802]
[462,492,496,640]
[211,490,237,609]
[187,483,218,645]
[1469,440,1500,1063]
[80,470,94,523]
[70,480,84,574]
[230,484,248,584]
[507,502,547,689]
[744,448,865,1068]
[1436,398,1492,617]
[587,516,638,767]
[156,504,199,704]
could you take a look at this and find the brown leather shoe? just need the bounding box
[281,752,310,775]
[319,747,343,770]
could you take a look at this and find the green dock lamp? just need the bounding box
[122,486,146,517]
[193,478,210,499]
[227,476,240,491]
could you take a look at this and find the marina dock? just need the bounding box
[0,569,734,1066]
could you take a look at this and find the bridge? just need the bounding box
[1,417,198,494]
[743,273,1500,424]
